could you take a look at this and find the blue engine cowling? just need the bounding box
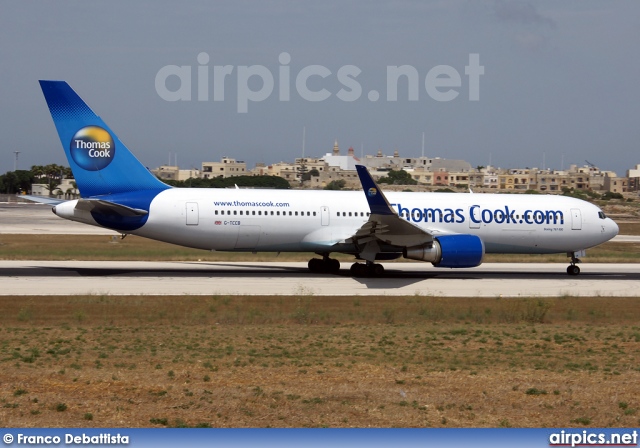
[404,234,484,268]
[434,234,484,268]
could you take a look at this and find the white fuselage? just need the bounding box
[54,189,619,255]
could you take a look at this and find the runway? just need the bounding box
[2,261,639,297]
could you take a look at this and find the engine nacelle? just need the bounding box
[404,234,484,268]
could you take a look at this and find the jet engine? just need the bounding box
[404,234,484,268]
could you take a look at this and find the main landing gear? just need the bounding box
[307,256,386,277]
[350,261,384,277]
[308,256,340,274]
[567,252,581,276]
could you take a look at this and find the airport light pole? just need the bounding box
[14,151,20,171]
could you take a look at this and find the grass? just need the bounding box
[0,294,639,427]
[0,234,639,262]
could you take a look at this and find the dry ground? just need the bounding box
[1,295,639,428]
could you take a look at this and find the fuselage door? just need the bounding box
[186,202,199,226]
[571,208,582,230]
[321,206,329,226]
[468,206,480,229]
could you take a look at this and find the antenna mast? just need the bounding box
[302,126,306,158]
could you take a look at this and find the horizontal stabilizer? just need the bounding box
[20,195,65,206]
[75,198,148,217]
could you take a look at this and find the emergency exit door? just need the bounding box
[186,202,199,226]
[570,208,582,230]
[321,206,329,226]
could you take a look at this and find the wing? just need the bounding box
[347,166,434,260]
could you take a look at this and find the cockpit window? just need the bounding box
[598,211,606,219]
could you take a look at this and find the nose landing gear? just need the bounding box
[567,252,581,276]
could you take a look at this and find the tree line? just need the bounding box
[0,164,73,195]
[1,164,292,194]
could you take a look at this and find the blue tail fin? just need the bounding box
[39,80,169,198]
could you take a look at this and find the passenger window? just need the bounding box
[240,211,243,215]
[277,211,280,216]
[313,212,317,216]
[233,211,237,215]
[214,210,218,215]
[295,211,298,216]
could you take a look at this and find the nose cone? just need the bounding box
[608,218,619,239]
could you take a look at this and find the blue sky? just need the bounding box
[1,1,638,176]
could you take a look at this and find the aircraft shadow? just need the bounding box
[0,265,638,289]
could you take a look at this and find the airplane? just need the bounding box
[35,80,619,277]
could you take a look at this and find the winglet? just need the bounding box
[355,165,396,216]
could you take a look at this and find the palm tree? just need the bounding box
[31,165,45,180]
[70,181,79,198]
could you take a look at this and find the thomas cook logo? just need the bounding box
[70,126,115,171]
[367,187,377,197]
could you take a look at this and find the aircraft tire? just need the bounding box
[566,265,580,276]
[308,258,323,273]
[350,263,365,277]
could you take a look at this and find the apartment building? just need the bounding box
[202,157,247,179]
